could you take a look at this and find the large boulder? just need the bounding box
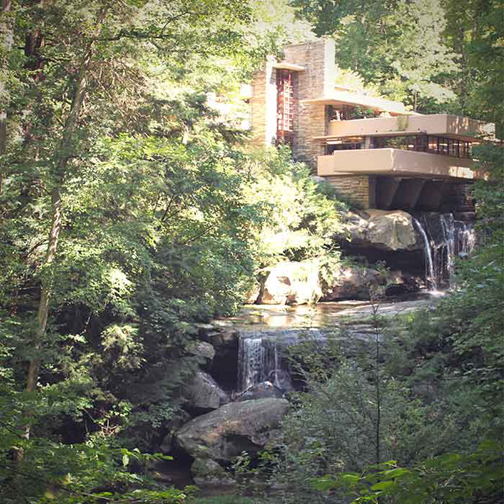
[186,341,215,364]
[183,370,230,414]
[174,398,290,462]
[322,265,422,301]
[260,261,322,305]
[191,458,234,486]
[322,266,386,301]
[250,260,419,304]
[342,210,422,252]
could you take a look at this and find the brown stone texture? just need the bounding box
[323,175,375,208]
[283,40,335,169]
[251,40,336,170]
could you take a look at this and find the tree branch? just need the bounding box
[93,9,210,42]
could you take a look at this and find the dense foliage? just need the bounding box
[0,1,267,501]
[242,147,346,288]
[0,0,502,503]
[0,2,349,501]
[290,0,504,117]
[290,0,458,110]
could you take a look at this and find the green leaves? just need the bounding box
[291,0,458,110]
[0,2,289,502]
[243,147,346,275]
[315,438,504,504]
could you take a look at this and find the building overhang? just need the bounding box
[318,114,495,142]
[301,91,415,116]
[318,149,484,181]
[271,62,306,71]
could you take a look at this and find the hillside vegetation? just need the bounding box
[0,1,502,503]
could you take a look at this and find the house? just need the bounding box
[250,39,495,211]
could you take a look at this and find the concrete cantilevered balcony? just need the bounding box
[318,148,482,181]
[323,114,494,141]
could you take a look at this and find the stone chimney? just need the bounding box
[250,39,335,169]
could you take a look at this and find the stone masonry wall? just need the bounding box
[282,40,335,98]
[250,39,335,170]
[294,102,327,170]
[449,183,474,209]
[324,175,375,209]
[250,62,276,148]
[283,40,335,170]
[250,65,267,148]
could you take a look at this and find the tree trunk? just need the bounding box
[15,10,103,496]
[26,187,62,393]
[26,40,95,410]
[0,0,12,196]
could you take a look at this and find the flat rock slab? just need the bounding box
[336,296,438,319]
[223,293,439,331]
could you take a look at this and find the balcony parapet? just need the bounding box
[321,114,495,142]
[301,92,411,116]
[317,148,483,181]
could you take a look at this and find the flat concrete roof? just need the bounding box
[272,62,306,71]
[301,89,414,115]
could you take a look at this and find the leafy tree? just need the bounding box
[290,0,458,110]
[242,147,347,289]
[0,0,280,500]
[442,0,504,122]
[3,0,264,407]
[0,0,11,186]
[0,1,353,500]
[313,438,503,504]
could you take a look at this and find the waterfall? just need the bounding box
[237,329,324,392]
[440,213,456,284]
[413,217,437,290]
[273,344,281,389]
[238,337,268,391]
[414,212,476,290]
[238,335,286,392]
[456,221,477,258]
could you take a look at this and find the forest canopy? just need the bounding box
[0,0,502,503]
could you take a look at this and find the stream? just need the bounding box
[233,293,439,395]
[231,207,478,396]
[161,212,476,493]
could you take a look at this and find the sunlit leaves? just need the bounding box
[291,0,458,110]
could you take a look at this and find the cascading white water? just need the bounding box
[238,334,287,391]
[237,329,324,392]
[421,213,446,290]
[415,213,476,290]
[413,217,437,290]
[238,337,267,391]
[456,221,477,257]
[440,213,456,284]
[273,344,281,389]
